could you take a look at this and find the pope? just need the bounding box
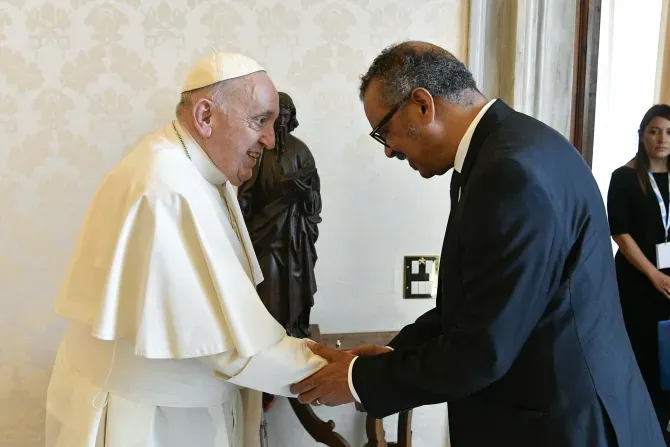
[44,52,326,447]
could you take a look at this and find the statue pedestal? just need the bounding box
[290,324,413,447]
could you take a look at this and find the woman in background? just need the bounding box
[608,104,670,442]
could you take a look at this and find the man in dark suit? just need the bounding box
[291,41,665,446]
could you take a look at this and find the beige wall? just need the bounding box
[0,1,466,445]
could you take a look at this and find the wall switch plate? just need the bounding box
[403,255,439,299]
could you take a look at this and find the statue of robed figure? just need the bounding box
[238,92,322,339]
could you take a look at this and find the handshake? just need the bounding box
[289,342,393,407]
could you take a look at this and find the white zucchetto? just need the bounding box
[181,52,266,93]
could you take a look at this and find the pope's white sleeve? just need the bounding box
[200,335,327,397]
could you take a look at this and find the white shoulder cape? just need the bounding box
[55,123,286,359]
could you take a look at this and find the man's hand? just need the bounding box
[347,344,393,357]
[290,341,356,407]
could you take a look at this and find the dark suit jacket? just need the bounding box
[352,101,664,446]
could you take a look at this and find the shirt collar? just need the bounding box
[453,99,498,173]
[173,119,228,185]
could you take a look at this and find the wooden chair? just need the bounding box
[289,325,413,446]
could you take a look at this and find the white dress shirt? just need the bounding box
[347,99,498,404]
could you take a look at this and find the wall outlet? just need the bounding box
[403,255,439,299]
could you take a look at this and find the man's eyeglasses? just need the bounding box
[368,94,411,149]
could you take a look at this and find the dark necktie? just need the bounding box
[447,170,462,229]
[450,170,462,207]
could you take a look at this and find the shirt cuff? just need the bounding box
[348,356,361,403]
[347,347,394,404]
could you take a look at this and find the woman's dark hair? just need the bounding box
[634,104,670,193]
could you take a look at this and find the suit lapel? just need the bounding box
[443,100,515,239]
[437,100,515,321]
[460,100,515,187]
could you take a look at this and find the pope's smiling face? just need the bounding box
[205,72,279,186]
[188,71,279,186]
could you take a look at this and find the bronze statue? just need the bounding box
[238,92,322,338]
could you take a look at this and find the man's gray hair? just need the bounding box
[359,42,480,107]
[176,80,232,115]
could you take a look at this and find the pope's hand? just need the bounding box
[347,344,393,357]
[290,341,356,407]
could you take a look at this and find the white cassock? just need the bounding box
[45,119,327,447]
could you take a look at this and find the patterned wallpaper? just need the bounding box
[0,1,464,445]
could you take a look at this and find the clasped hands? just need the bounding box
[289,342,392,407]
